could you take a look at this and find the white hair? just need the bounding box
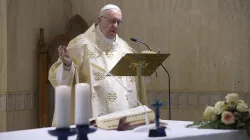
[100,4,121,13]
[99,4,121,17]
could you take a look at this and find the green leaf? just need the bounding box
[186,121,204,128]
[198,121,219,129]
[245,119,250,136]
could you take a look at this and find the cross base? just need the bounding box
[148,127,166,137]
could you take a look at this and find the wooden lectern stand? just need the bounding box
[109,53,170,137]
[109,53,170,104]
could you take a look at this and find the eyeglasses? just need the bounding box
[101,16,123,25]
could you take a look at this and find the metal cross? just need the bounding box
[151,99,163,128]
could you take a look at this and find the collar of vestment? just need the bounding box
[85,23,119,54]
[79,23,135,60]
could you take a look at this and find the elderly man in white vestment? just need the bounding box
[48,4,151,127]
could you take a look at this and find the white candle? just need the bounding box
[55,85,71,128]
[75,83,90,125]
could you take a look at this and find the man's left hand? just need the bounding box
[157,49,160,54]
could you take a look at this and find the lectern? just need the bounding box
[109,53,170,137]
[109,53,169,103]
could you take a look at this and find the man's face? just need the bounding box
[98,9,122,39]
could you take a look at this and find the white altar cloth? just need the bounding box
[0,120,248,140]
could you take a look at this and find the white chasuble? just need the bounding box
[48,23,148,126]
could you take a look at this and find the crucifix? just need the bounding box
[148,99,167,137]
[152,99,163,128]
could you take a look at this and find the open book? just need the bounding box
[90,105,155,130]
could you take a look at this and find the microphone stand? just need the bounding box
[132,39,171,120]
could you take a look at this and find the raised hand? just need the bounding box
[58,45,72,67]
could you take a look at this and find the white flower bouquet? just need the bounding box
[187,93,250,136]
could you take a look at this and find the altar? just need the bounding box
[0,120,248,140]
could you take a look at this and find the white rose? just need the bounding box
[239,100,244,103]
[236,102,248,112]
[211,115,217,121]
[225,93,239,105]
[214,101,226,114]
[203,106,215,121]
[221,111,235,125]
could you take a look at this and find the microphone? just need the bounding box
[130,38,137,42]
[130,38,153,51]
[130,37,172,120]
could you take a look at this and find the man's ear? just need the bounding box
[97,17,102,23]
